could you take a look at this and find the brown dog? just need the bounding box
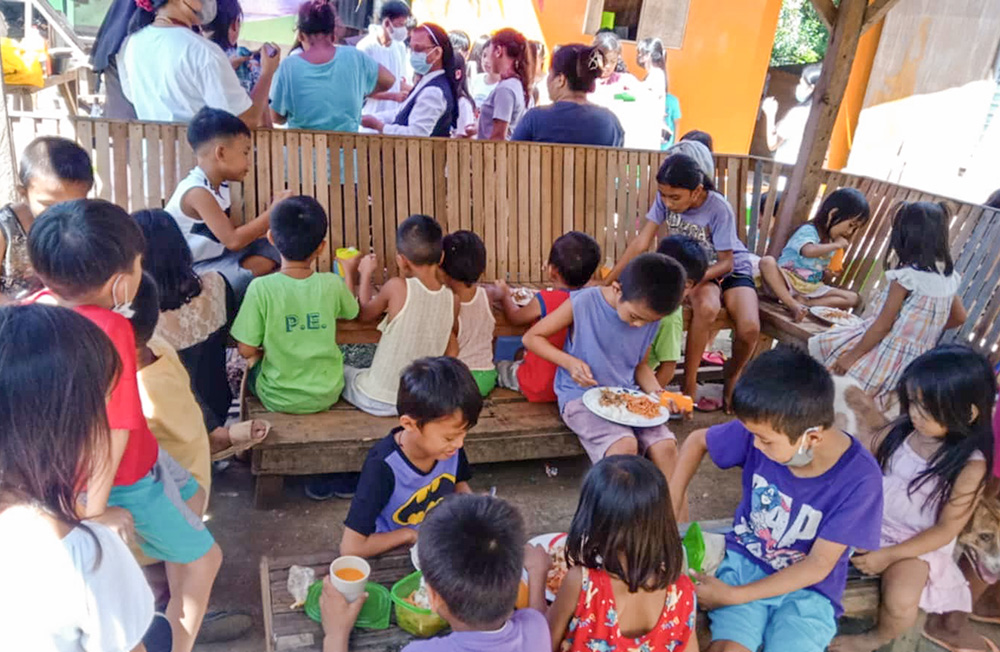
[832,375,890,445]
[960,492,1000,586]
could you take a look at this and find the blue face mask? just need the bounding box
[410,51,432,76]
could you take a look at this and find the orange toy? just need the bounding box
[659,391,693,413]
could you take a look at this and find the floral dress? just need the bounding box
[560,567,696,652]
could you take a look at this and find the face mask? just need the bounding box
[410,51,432,76]
[781,428,818,467]
[795,84,812,104]
[111,275,135,319]
[389,25,408,42]
[195,0,217,25]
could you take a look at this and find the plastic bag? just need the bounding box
[287,565,316,609]
[682,522,706,574]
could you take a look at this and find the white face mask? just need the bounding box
[389,24,407,42]
[795,83,813,104]
[781,427,819,467]
[111,274,135,319]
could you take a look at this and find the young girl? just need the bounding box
[758,187,871,321]
[476,28,532,140]
[452,54,477,137]
[0,304,155,651]
[469,34,499,106]
[1,136,93,300]
[542,455,698,652]
[830,346,997,652]
[205,0,266,99]
[809,202,967,412]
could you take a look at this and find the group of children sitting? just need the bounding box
[1,103,997,652]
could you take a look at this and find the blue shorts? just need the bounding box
[109,449,215,564]
[708,550,837,652]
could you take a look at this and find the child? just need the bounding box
[231,195,361,414]
[831,346,996,652]
[342,214,458,417]
[441,230,496,396]
[649,234,708,387]
[523,253,685,479]
[341,357,480,558]
[758,187,870,321]
[543,456,697,652]
[493,231,601,402]
[0,304,154,651]
[1,136,92,300]
[404,494,550,652]
[669,347,884,652]
[165,106,288,300]
[27,199,221,652]
[607,153,760,413]
[810,201,967,412]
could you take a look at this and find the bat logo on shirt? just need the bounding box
[392,473,457,526]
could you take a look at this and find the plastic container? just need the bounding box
[304,580,392,629]
[333,247,360,277]
[390,571,448,638]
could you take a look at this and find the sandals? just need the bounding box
[701,351,725,367]
[694,396,723,413]
[922,630,1000,652]
[211,419,272,462]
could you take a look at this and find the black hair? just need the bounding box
[550,44,604,93]
[876,345,996,516]
[548,231,601,288]
[187,106,251,152]
[0,303,121,561]
[29,199,145,300]
[448,29,471,57]
[379,0,410,21]
[418,494,525,627]
[986,189,1000,210]
[421,23,460,129]
[18,136,94,190]
[656,153,715,192]
[129,271,160,347]
[885,202,954,276]
[566,456,683,592]
[128,0,168,33]
[132,209,203,312]
[491,28,532,105]
[442,230,486,285]
[810,187,871,242]
[618,253,685,316]
[269,195,328,261]
[657,234,708,284]
[397,357,483,428]
[470,34,491,74]
[297,0,338,36]
[593,31,626,73]
[453,53,476,111]
[206,0,243,50]
[731,346,835,440]
[802,63,822,86]
[680,130,713,153]
[396,214,444,266]
[636,37,667,94]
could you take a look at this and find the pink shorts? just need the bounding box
[561,397,676,463]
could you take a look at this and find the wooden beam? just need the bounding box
[862,0,902,33]
[766,0,869,258]
[0,72,17,204]
[808,0,837,30]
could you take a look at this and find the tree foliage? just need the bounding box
[770,0,830,66]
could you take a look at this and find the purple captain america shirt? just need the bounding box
[402,609,549,652]
[706,419,883,616]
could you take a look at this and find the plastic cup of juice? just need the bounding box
[329,556,371,603]
[829,248,845,274]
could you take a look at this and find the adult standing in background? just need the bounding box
[476,28,532,141]
[357,0,413,118]
[90,0,139,119]
[636,37,681,148]
[762,63,821,165]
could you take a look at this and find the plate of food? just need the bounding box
[809,306,863,328]
[511,286,537,307]
[527,532,569,602]
[582,387,672,427]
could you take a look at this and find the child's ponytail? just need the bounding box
[491,28,532,106]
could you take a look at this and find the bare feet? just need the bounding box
[828,632,884,652]
[786,300,809,322]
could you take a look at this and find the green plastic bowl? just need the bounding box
[389,571,448,638]
[304,580,392,630]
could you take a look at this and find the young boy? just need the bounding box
[523,253,686,479]
[165,106,289,299]
[27,199,221,652]
[648,235,708,387]
[441,230,496,396]
[491,231,602,402]
[341,357,481,558]
[231,195,361,414]
[668,347,884,652]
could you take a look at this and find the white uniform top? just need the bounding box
[165,166,230,263]
[357,27,410,117]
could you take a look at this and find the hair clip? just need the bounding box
[135,0,154,11]
[587,50,603,72]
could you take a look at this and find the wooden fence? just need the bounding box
[8,114,1000,362]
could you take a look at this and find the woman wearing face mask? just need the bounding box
[762,63,821,165]
[512,44,623,146]
[360,23,459,138]
[119,0,278,126]
[357,0,413,118]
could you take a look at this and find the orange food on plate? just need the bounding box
[598,388,663,419]
[547,539,569,595]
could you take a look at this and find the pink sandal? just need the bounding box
[694,397,723,413]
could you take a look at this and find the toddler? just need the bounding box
[341,357,480,558]
[758,187,870,321]
[810,201,967,412]
[669,347,884,652]
[231,195,361,414]
[1,136,92,300]
[524,253,686,479]
[648,234,708,387]
[441,230,496,396]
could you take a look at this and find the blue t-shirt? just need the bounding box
[269,48,380,132]
[554,287,659,410]
[778,223,830,284]
[663,94,682,148]
[646,190,752,277]
[402,609,549,652]
[344,429,472,535]
[706,420,883,616]
[512,101,624,147]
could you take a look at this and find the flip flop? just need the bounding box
[922,630,1000,652]
[701,351,725,366]
[694,396,723,413]
[969,614,1000,626]
[211,419,271,462]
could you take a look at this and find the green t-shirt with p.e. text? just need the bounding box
[232,272,359,413]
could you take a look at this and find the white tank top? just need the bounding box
[354,277,455,404]
[457,286,496,371]
[164,166,230,263]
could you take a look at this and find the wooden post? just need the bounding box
[0,73,18,204]
[765,0,869,257]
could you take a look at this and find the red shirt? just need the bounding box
[517,289,570,402]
